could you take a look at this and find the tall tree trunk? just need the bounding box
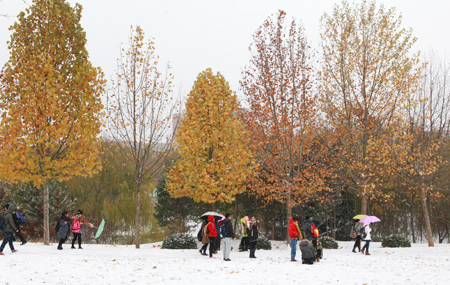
[410,193,416,243]
[43,180,50,245]
[325,208,329,237]
[286,190,292,243]
[420,185,434,247]
[361,194,368,215]
[135,180,141,249]
[333,203,337,240]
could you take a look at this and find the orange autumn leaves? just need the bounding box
[166,69,255,203]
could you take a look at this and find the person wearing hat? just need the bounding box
[302,216,315,241]
[71,210,93,249]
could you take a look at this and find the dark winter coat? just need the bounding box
[300,239,316,260]
[247,220,260,242]
[3,204,18,233]
[302,219,315,241]
[57,216,72,239]
[222,218,235,238]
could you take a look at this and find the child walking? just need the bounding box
[56,210,72,250]
[71,210,93,249]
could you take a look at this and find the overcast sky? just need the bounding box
[1,0,450,97]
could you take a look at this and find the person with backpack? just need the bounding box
[352,220,362,253]
[288,216,303,262]
[56,210,72,250]
[247,216,260,258]
[299,238,316,264]
[361,223,372,255]
[10,206,27,245]
[198,220,209,256]
[239,216,249,252]
[71,210,93,249]
[206,215,218,259]
[0,204,19,255]
[302,216,317,241]
[221,213,235,261]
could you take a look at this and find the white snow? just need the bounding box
[1,240,449,284]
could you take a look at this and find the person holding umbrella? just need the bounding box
[352,219,362,253]
[206,215,218,259]
[361,223,372,255]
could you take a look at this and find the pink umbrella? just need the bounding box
[359,216,381,223]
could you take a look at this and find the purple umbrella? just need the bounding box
[359,216,381,223]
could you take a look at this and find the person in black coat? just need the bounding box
[56,211,72,250]
[302,216,315,241]
[221,213,235,261]
[247,216,261,258]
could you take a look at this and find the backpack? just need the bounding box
[310,225,319,238]
[219,224,227,238]
[360,226,367,239]
[0,215,5,231]
[55,220,60,233]
[13,212,25,224]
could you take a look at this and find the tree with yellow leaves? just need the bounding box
[166,69,254,206]
[0,0,104,245]
[319,0,422,215]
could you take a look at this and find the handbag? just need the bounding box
[350,229,357,239]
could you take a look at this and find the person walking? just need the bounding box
[247,216,260,258]
[288,216,302,262]
[302,216,315,241]
[206,215,217,259]
[198,220,209,256]
[239,216,249,252]
[0,204,19,255]
[361,223,372,255]
[352,220,362,253]
[222,213,235,261]
[56,211,72,250]
[8,205,27,246]
[71,210,93,249]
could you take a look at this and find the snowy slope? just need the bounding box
[1,240,449,284]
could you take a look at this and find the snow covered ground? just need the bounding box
[1,240,449,284]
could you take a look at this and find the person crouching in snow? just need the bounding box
[71,210,93,249]
[300,239,316,264]
[312,238,323,262]
[288,216,303,261]
[56,210,71,250]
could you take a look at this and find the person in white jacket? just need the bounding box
[361,223,372,255]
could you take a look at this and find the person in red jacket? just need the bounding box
[207,215,217,259]
[288,216,303,261]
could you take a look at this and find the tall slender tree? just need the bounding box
[241,10,330,241]
[319,0,422,216]
[106,26,178,249]
[0,0,104,245]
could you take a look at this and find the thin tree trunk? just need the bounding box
[136,181,141,249]
[410,193,416,243]
[333,203,337,240]
[420,185,434,247]
[325,208,329,237]
[286,190,292,243]
[43,180,50,245]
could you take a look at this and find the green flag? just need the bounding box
[94,219,105,239]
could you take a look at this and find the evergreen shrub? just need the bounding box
[256,237,272,250]
[319,236,339,249]
[381,235,411,248]
[161,233,197,249]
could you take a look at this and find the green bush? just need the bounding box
[256,237,272,250]
[319,236,338,249]
[381,235,411,248]
[161,233,197,249]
